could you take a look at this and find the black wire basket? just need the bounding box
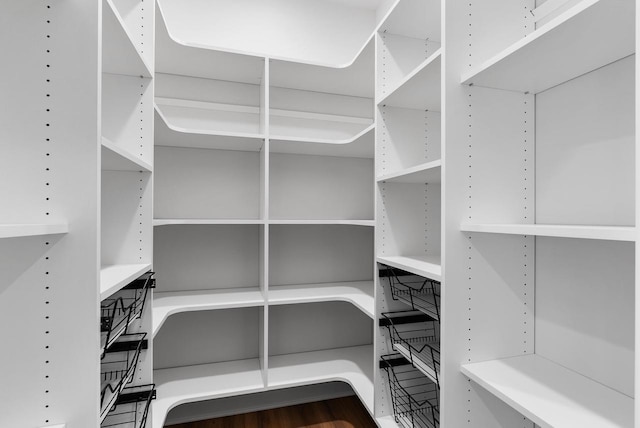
[381,354,439,428]
[101,272,154,356]
[381,310,440,386]
[379,265,441,321]
[101,384,155,428]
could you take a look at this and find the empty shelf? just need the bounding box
[270,109,373,144]
[269,281,374,318]
[154,219,264,226]
[378,50,441,111]
[102,0,152,77]
[154,109,264,152]
[155,98,263,138]
[268,345,374,414]
[377,255,441,281]
[152,287,264,336]
[461,223,636,242]
[461,354,633,428]
[0,223,68,239]
[270,124,375,158]
[100,263,152,300]
[461,0,634,93]
[269,220,375,227]
[101,138,152,172]
[377,160,442,184]
[153,358,264,428]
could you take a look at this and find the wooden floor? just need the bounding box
[166,396,378,428]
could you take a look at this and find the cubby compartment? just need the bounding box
[102,73,154,169]
[270,153,374,221]
[154,146,261,220]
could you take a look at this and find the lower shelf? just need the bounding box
[100,263,153,300]
[152,287,264,337]
[268,345,374,414]
[461,354,633,428]
[153,358,265,428]
[377,256,441,281]
[268,281,374,318]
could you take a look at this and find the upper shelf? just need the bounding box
[269,281,375,318]
[377,50,441,111]
[461,223,636,242]
[461,0,635,94]
[462,354,633,428]
[102,0,152,77]
[0,223,68,239]
[269,220,375,227]
[377,255,441,281]
[377,160,441,184]
[268,345,375,414]
[157,0,398,67]
[153,287,264,337]
[101,137,152,172]
[154,219,264,226]
[270,124,374,158]
[153,358,264,428]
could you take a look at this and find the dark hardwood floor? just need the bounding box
[166,396,378,428]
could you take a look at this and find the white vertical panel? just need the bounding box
[536,56,635,226]
[0,1,100,428]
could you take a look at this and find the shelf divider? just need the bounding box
[461,354,633,428]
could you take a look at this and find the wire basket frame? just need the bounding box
[381,311,441,386]
[102,384,155,428]
[380,266,441,321]
[101,272,154,356]
[100,333,147,422]
[381,354,439,428]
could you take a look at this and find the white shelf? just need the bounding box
[154,219,264,226]
[377,255,441,281]
[101,137,152,172]
[0,223,68,239]
[461,354,633,428]
[377,160,442,184]
[102,0,152,77]
[152,287,264,337]
[153,358,265,428]
[270,109,373,145]
[269,220,375,227]
[378,50,441,111]
[155,98,264,138]
[461,0,634,94]
[268,345,374,414]
[461,223,636,242]
[270,124,375,158]
[155,109,264,152]
[269,281,374,318]
[100,263,152,300]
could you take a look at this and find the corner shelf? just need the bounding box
[270,109,373,144]
[154,219,264,226]
[152,287,264,337]
[270,124,375,159]
[461,223,636,242]
[268,345,374,414]
[377,160,441,184]
[102,0,152,78]
[155,109,264,152]
[153,358,264,428]
[461,0,634,93]
[377,255,441,281]
[269,220,375,227]
[461,354,633,428]
[101,137,152,172]
[155,98,264,138]
[269,281,374,318]
[100,263,152,301]
[0,223,68,239]
[377,50,441,111]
